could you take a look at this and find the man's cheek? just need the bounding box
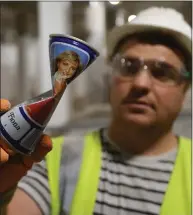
[113,76,124,86]
[112,77,129,94]
[159,93,184,115]
[171,94,185,112]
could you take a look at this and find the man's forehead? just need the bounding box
[115,32,188,63]
[115,31,186,56]
[119,39,178,55]
[118,39,143,54]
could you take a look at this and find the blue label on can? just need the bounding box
[49,35,99,61]
[49,35,99,86]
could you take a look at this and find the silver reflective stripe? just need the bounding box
[59,134,85,214]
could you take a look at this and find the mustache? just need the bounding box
[121,88,150,105]
[121,97,155,110]
[121,97,139,105]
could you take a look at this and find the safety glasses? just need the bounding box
[111,55,191,86]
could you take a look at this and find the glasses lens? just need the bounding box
[114,57,140,78]
[151,62,180,85]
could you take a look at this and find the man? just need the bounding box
[0,7,191,215]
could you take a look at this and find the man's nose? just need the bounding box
[131,67,153,90]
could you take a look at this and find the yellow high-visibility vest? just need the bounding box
[46,131,191,215]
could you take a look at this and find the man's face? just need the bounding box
[57,58,78,78]
[110,39,189,128]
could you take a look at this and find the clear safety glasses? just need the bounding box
[111,55,191,86]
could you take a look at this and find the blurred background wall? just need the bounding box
[0,1,192,137]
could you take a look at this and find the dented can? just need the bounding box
[0,35,99,155]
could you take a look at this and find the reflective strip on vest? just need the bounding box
[160,136,191,215]
[46,136,63,215]
[46,132,191,215]
[70,131,102,215]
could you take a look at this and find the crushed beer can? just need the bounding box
[0,34,99,155]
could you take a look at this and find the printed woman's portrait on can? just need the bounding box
[52,50,82,96]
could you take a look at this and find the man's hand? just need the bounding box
[0,99,53,193]
[0,99,12,164]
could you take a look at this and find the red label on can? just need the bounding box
[25,97,55,125]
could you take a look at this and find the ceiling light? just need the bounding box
[109,1,120,5]
[89,1,99,7]
[128,15,136,22]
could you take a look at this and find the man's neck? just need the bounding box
[108,120,178,156]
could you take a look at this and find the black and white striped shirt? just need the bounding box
[94,129,177,215]
[18,129,177,215]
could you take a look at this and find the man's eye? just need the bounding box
[152,68,167,78]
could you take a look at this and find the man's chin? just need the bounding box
[121,112,156,127]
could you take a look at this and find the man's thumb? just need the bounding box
[0,99,11,114]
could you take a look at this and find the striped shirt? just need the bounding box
[18,129,177,215]
[94,130,177,215]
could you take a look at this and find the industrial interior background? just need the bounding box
[0,1,192,137]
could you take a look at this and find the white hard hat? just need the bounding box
[107,7,192,62]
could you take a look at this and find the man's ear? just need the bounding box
[182,86,191,109]
[183,81,191,93]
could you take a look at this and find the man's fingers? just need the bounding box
[23,134,52,166]
[0,158,29,193]
[0,148,9,164]
[0,99,11,113]
[32,134,53,162]
[0,135,52,193]
[0,137,16,156]
[0,133,52,192]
